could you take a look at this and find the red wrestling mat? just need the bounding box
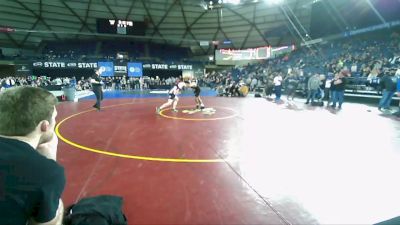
[56,97,400,225]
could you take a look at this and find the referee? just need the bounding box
[91,68,104,111]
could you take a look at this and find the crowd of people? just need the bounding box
[0,74,187,93]
[0,76,84,91]
[199,33,400,114]
[1,33,400,114]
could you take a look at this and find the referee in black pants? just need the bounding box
[91,69,103,110]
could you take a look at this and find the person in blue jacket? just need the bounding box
[392,71,400,117]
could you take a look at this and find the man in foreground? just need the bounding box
[0,86,65,225]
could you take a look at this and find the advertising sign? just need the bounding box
[127,62,143,77]
[97,61,114,77]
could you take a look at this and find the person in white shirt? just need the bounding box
[156,81,185,114]
[139,77,144,90]
[273,73,283,102]
[351,63,357,73]
[251,78,258,91]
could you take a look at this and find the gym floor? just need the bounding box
[56,92,400,224]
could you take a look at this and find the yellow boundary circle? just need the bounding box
[159,106,239,121]
[56,103,228,163]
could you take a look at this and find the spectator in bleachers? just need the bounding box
[54,77,62,85]
[273,72,283,102]
[351,63,358,74]
[264,75,274,98]
[228,80,241,97]
[330,72,347,109]
[250,77,258,91]
[121,76,127,90]
[392,76,400,117]
[378,68,398,111]
[324,75,333,106]
[305,73,321,104]
[318,74,326,102]
[283,72,299,101]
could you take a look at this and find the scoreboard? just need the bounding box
[96,18,146,35]
[215,45,295,65]
[215,46,271,65]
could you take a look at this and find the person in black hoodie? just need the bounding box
[318,74,326,101]
[283,73,299,101]
[378,68,397,111]
[330,72,347,109]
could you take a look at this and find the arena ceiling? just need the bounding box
[0,0,315,53]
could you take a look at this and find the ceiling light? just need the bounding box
[268,0,284,5]
[223,0,241,5]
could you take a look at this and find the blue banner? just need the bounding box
[97,61,114,77]
[397,77,400,92]
[127,62,143,77]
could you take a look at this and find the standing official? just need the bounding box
[91,68,104,111]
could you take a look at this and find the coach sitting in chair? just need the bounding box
[0,86,65,225]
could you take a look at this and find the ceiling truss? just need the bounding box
[0,0,312,53]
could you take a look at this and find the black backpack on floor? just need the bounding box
[311,101,324,107]
[63,195,127,225]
